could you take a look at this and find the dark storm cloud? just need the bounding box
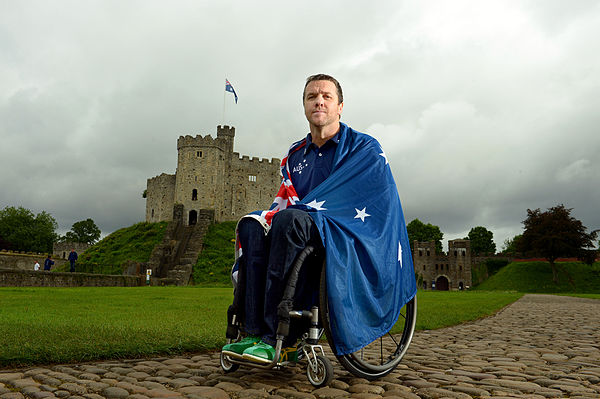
[1,0,599,249]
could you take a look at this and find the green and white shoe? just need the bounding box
[242,341,298,364]
[222,335,260,359]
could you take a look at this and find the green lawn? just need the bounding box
[0,287,524,368]
[0,286,230,367]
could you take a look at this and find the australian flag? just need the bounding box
[225,79,238,104]
[240,122,417,356]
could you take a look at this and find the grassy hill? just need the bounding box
[192,221,237,286]
[57,221,168,274]
[473,260,600,293]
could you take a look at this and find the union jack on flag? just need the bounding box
[225,79,238,104]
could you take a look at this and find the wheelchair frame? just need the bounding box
[220,245,417,387]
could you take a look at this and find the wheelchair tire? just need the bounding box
[319,262,417,380]
[306,354,334,388]
[220,351,240,373]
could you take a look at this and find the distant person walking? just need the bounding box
[44,255,54,271]
[68,249,78,272]
[34,261,40,271]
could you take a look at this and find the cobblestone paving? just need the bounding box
[2,294,599,399]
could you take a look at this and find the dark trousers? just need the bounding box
[237,208,322,346]
[70,261,75,272]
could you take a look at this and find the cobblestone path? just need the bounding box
[1,294,599,399]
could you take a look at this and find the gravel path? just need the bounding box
[1,294,599,398]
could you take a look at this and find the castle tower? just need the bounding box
[448,239,472,290]
[175,126,235,225]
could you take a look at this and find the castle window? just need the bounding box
[454,250,457,257]
[419,250,422,257]
[192,189,198,201]
[426,249,430,256]
[151,209,154,218]
[423,265,426,271]
[249,175,257,182]
[197,151,202,157]
[435,264,438,270]
[459,265,462,271]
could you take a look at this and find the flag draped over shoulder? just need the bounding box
[242,122,417,356]
[225,79,238,103]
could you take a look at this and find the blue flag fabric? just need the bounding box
[225,79,238,104]
[237,123,416,356]
[294,123,417,355]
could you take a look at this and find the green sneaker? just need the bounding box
[242,341,298,364]
[222,335,260,358]
[242,341,276,363]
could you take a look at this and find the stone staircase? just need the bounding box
[147,206,214,286]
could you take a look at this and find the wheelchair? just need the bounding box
[220,245,417,387]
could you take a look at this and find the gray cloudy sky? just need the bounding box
[1,0,599,250]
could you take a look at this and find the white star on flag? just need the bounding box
[354,207,370,222]
[379,151,389,165]
[398,242,403,268]
[306,199,327,211]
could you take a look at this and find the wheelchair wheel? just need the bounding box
[220,339,240,373]
[306,354,334,388]
[319,263,417,380]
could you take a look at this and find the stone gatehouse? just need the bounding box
[145,125,281,225]
[412,239,473,290]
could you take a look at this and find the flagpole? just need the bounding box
[222,79,226,126]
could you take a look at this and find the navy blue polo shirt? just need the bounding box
[288,131,340,200]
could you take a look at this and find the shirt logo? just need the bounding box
[292,160,309,174]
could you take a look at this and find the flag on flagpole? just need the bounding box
[225,79,238,103]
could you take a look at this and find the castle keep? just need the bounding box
[145,125,281,225]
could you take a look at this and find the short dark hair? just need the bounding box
[303,74,343,104]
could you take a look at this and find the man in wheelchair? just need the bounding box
[222,74,416,368]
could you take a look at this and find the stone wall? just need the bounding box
[53,242,91,259]
[0,269,142,287]
[0,252,67,271]
[146,173,176,223]
[225,154,281,221]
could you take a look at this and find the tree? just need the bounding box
[64,218,101,244]
[406,218,443,253]
[518,204,598,283]
[501,234,522,256]
[0,206,58,253]
[466,226,496,255]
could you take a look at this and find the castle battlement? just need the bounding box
[148,173,175,182]
[233,152,280,164]
[217,125,235,137]
[177,133,229,150]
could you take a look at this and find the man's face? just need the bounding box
[303,80,344,129]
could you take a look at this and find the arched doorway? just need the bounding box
[189,210,198,225]
[435,275,449,291]
[458,281,464,290]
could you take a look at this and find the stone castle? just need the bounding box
[412,239,473,290]
[145,125,281,225]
